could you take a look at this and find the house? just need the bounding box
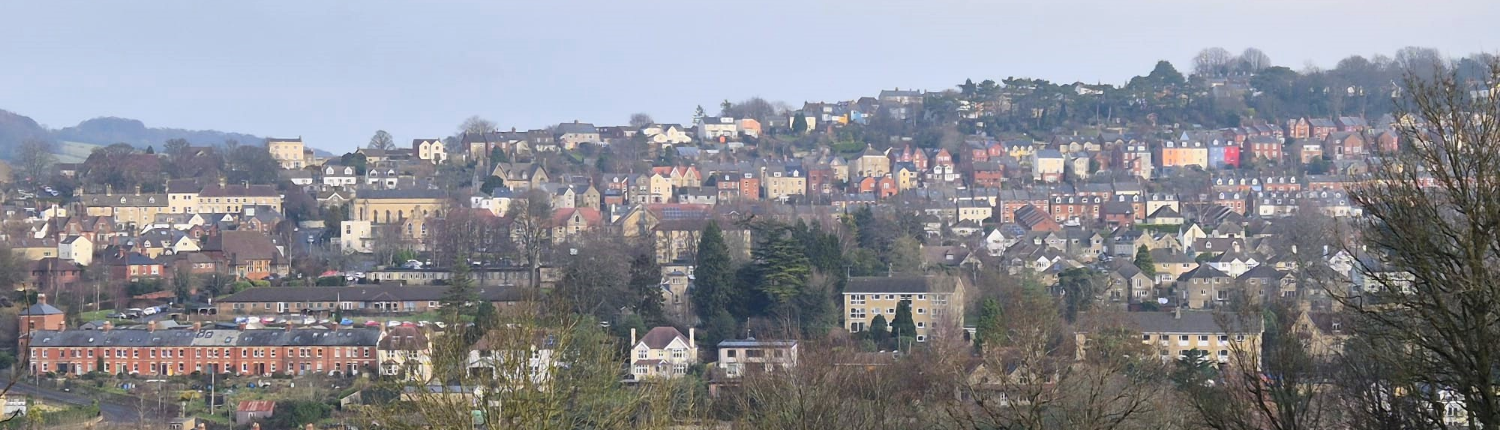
[1158,140,1208,169]
[1238,265,1296,303]
[629,327,697,379]
[58,235,93,266]
[1323,132,1366,160]
[1013,205,1061,232]
[204,231,284,280]
[1032,150,1065,182]
[639,124,694,146]
[1178,265,1233,309]
[322,163,359,187]
[266,138,306,169]
[1286,118,1311,139]
[1104,261,1154,303]
[378,326,432,381]
[1308,118,1338,140]
[27,326,381,377]
[696,117,740,141]
[555,121,600,150]
[1076,310,1263,367]
[851,146,891,179]
[843,276,966,342]
[1150,249,1198,285]
[762,166,807,201]
[412,138,447,163]
[466,329,559,386]
[716,338,798,378]
[551,208,603,243]
[19,294,65,334]
[1244,136,1282,162]
[215,285,526,316]
[236,400,276,424]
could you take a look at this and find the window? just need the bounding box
[850,294,865,305]
[672,349,684,359]
[1218,335,1229,342]
[1142,334,1152,341]
[1235,335,1246,342]
[1198,335,1209,342]
[634,365,647,375]
[917,308,925,314]
[1179,335,1189,342]
[726,350,737,358]
[637,350,647,360]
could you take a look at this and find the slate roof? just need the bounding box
[357,189,446,200]
[845,276,959,294]
[22,303,63,316]
[637,326,687,350]
[1129,311,1262,334]
[28,328,382,348]
[199,184,278,198]
[556,122,598,135]
[218,285,525,303]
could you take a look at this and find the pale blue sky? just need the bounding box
[3,0,1497,152]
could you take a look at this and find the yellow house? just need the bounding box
[850,146,890,179]
[648,174,674,204]
[10,238,58,261]
[956,201,993,224]
[81,188,168,231]
[1077,310,1263,369]
[843,276,967,342]
[413,138,447,163]
[762,167,807,201]
[352,189,449,246]
[196,183,283,215]
[894,164,920,191]
[266,137,306,169]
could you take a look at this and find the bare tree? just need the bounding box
[505,189,554,288]
[628,113,654,128]
[1340,59,1500,429]
[15,138,54,182]
[365,305,695,430]
[458,116,497,137]
[1175,303,1336,430]
[426,206,508,266]
[1193,47,1234,77]
[368,130,395,150]
[1240,48,1273,72]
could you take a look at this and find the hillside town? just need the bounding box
[0,48,1493,428]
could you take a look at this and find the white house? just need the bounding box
[629,327,697,379]
[323,164,359,187]
[696,117,740,141]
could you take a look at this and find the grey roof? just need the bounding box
[718,339,797,348]
[28,328,382,348]
[1129,311,1262,334]
[556,122,598,135]
[219,285,526,303]
[357,189,447,200]
[22,303,63,316]
[845,276,960,294]
[1178,264,1230,281]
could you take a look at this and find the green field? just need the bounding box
[54,141,103,163]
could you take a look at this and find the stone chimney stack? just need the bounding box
[36,294,46,306]
[102,321,113,332]
[630,328,637,346]
[148,321,156,332]
[1173,306,1182,319]
[688,328,695,351]
[192,322,202,332]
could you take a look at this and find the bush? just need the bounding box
[269,400,331,428]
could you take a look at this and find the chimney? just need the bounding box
[218,177,226,188]
[630,328,637,346]
[105,184,112,196]
[252,424,260,430]
[1173,306,1182,319]
[56,321,64,331]
[148,321,156,332]
[36,294,46,305]
[285,322,294,332]
[192,322,201,332]
[688,328,695,351]
[134,184,142,196]
[102,321,112,332]
[237,322,247,330]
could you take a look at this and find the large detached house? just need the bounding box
[629,327,697,379]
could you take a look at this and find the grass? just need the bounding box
[53,141,102,164]
[78,310,134,326]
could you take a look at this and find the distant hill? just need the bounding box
[0,109,50,160]
[53,116,264,150]
[0,109,337,161]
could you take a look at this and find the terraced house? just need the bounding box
[26,325,382,377]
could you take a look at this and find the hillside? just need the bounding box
[52,116,264,150]
[0,109,308,161]
[0,109,50,160]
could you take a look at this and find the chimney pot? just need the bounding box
[102,321,113,332]
[36,294,46,305]
[630,328,637,347]
[148,321,156,332]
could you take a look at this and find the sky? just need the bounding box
[3,0,1498,153]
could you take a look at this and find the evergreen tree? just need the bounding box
[791,112,808,134]
[753,226,811,309]
[145,145,155,155]
[627,251,665,325]
[693,222,735,333]
[891,301,917,346]
[869,314,890,345]
[1134,244,1157,277]
[974,297,1003,351]
[1059,267,1100,323]
[693,105,706,125]
[720,99,733,116]
[441,255,476,322]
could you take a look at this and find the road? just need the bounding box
[5,382,138,423]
